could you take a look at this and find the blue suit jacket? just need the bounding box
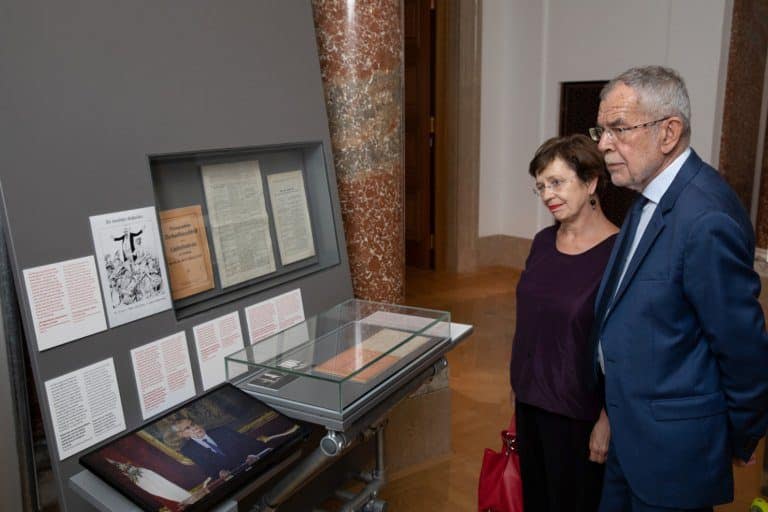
[592,150,768,508]
[180,426,268,480]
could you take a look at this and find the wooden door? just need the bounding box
[560,81,637,227]
[404,0,434,268]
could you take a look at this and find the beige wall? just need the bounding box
[479,0,730,254]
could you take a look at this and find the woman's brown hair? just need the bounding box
[528,134,609,194]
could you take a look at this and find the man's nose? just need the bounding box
[597,131,612,152]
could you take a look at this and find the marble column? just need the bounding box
[719,0,768,229]
[312,0,405,303]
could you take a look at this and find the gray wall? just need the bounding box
[0,1,353,509]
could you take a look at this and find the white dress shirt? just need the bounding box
[194,434,223,454]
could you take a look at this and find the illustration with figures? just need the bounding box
[105,226,164,308]
[90,207,173,327]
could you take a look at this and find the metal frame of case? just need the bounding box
[226,299,471,511]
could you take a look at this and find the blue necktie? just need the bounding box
[594,195,648,326]
[204,439,223,455]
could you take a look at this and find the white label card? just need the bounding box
[245,288,305,345]
[192,311,246,389]
[44,358,126,460]
[23,256,107,351]
[130,332,196,420]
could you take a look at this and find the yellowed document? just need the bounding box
[201,160,276,287]
[159,205,214,300]
[267,170,316,265]
[314,328,433,383]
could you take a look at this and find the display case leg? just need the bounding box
[337,425,386,512]
[252,434,345,512]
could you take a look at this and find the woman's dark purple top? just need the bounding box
[510,225,616,422]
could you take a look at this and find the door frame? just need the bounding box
[433,0,482,273]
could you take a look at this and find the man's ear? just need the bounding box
[659,117,684,154]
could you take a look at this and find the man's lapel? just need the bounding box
[593,216,634,325]
[600,149,702,323]
[610,213,665,307]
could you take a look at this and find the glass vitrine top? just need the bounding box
[226,299,451,384]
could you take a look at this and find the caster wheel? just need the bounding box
[751,497,768,512]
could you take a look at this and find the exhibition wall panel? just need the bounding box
[0,1,353,510]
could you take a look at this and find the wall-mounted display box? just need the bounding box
[226,299,451,430]
[150,142,340,319]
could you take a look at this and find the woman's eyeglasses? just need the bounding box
[532,177,573,196]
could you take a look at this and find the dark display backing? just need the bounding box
[150,142,339,318]
[0,1,353,511]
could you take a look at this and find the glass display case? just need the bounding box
[226,299,451,427]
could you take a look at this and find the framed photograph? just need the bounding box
[80,383,310,511]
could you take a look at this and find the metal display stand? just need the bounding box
[249,323,474,511]
[225,300,471,511]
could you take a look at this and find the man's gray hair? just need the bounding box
[171,417,189,432]
[601,65,691,139]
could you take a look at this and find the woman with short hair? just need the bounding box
[510,134,618,512]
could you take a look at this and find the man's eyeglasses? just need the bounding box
[589,116,670,142]
[533,177,573,196]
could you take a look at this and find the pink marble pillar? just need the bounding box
[312,0,405,304]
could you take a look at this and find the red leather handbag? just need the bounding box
[478,417,523,512]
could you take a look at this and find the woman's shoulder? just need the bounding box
[576,230,618,264]
[598,229,619,247]
[583,229,618,256]
[532,224,558,244]
[522,225,557,269]
[586,218,619,251]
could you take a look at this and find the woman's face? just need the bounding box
[534,157,595,223]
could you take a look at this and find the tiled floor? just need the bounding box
[380,266,766,511]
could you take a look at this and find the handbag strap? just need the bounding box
[501,430,517,455]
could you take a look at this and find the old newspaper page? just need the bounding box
[201,160,276,287]
[267,170,315,265]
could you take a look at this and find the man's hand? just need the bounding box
[589,408,610,464]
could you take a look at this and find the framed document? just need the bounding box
[267,170,316,265]
[159,205,214,300]
[201,160,276,288]
[80,384,309,512]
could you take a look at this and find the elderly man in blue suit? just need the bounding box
[589,65,768,511]
[173,418,270,481]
